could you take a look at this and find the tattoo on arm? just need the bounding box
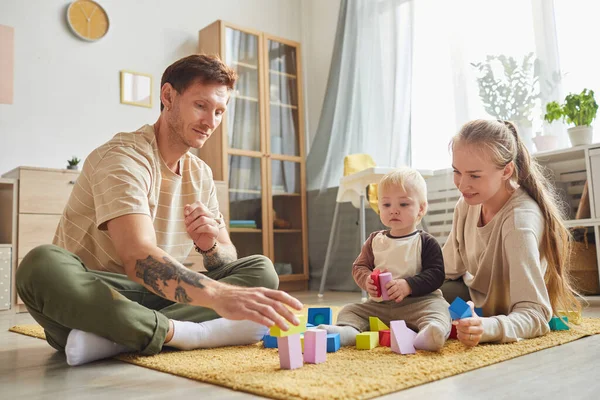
[202,243,237,270]
[135,256,205,303]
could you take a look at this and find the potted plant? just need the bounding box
[471,52,540,149]
[544,89,598,146]
[67,156,81,170]
[532,101,561,152]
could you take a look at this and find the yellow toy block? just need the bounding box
[369,316,389,332]
[356,332,379,350]
[301,335,305,352]
[558,310,582,325]
[270,315,307,337]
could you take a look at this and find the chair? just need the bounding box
[318,154,395,300]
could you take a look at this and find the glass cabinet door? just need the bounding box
[225,28,262,152]
[266,40,300,157]
[228,155,265,257]
[270,159,304,276]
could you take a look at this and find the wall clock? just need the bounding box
[66,0,109,42]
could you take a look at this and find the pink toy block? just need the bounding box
[303,329,327,364]
[277,334,303,370]
[379,272,393,300]
[390,320,417,355]
[379,329,391,347]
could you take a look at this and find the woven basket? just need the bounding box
[570,227,600,295]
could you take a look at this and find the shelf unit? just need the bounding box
[198,20,309,291]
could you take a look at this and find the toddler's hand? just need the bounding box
[386,279,412,302]
[365,275,379,297]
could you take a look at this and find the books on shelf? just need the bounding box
[230,220,257,229]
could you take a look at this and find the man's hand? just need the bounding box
[184,202,220,251]
[211,283,304,330]
[385,278,412,302]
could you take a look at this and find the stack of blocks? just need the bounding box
[266,308,338,369]
[355,316,417,355]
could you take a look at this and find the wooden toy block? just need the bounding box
[449,325,458,339]
[356,332,379,350]
[307,308,333,326]
[558,310,582,325]
[270,315,307,337]
[369,316,390,331]
[370,269,382,297]
[262,334,278,348]
[379,272,393,300]
[549,316,569,331]
[378,329,391,347]
[306,323,315,328]
[390,320,417,355]
[277,334,303,370]
[448,297,472,320]
[300,335,304,352]
[474,307,483,317]
[304,329,327,364]
[327,333,340,352]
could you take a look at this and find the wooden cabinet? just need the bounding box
[198,20,309,291]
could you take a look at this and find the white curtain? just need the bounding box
[306,0,413,191]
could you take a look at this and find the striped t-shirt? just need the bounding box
[53,124,224,274]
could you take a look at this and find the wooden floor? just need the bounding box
[2,291,600,399]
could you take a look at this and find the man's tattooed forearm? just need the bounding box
[135,256,205,303]
[202,244,237,270]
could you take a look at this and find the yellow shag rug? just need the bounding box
[10,307,600,400]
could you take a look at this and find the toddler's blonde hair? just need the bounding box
[378,167,428,216]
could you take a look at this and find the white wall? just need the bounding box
[300,0,340,150]
[0,0,307,174]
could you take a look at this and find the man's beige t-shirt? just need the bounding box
[53,124,224,274]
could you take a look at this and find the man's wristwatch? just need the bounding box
[194,241,218,255]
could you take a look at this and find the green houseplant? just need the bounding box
[67,156,81,170]
[544,89,598,146]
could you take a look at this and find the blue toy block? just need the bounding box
[262,334,278,348]
[306,323,315,328]
[308,308,333,326]
[448,297,472,320]
[549,316,569,331]
[326,333,340,352]
[474,307,483,317]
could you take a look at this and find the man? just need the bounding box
[16,54,303,366]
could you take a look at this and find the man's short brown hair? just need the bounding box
[160,54,237,110]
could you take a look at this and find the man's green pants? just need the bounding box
[16,244,278,355]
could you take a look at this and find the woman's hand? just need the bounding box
[454,301,484,346]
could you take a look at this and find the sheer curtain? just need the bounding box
[306,0,414,291]
[306,0,413,191]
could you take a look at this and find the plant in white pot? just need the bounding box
[544,89,598,147]
[471,52,540,150]
[533,101,562,152]
[67,156,81,170]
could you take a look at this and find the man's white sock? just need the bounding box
[166,318,268,350]
[317,324,359,346]
[65,329,132,366]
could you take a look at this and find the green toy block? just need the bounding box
[270,315,307,337]
[549,316,569,331]
[369,316,390,331]
[356,331,379,350]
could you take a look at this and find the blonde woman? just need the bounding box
[442,119,581,347]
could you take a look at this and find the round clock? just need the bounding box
[66,0,110,42]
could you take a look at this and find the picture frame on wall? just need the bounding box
[120,70,152,108]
